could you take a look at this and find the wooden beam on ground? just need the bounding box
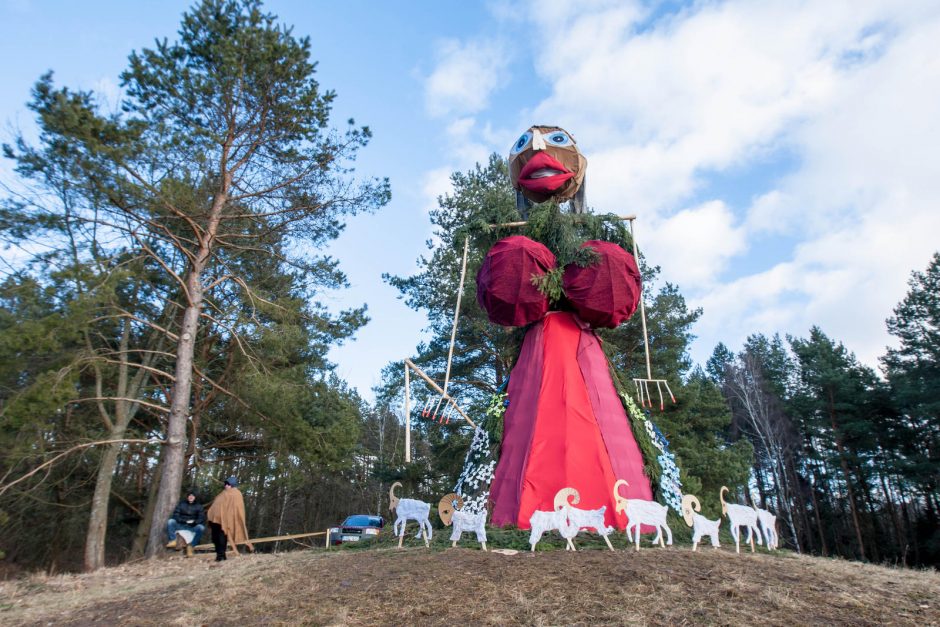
[192,530,326,551]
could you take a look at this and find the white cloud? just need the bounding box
[745,190,792,236]
[421,166,455,214]
[444,117,493,166]
[424,39,509,118]
[644,200,747,287]
[516,0,940,369]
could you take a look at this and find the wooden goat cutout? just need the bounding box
[681,494,721,551]
[558,487,616,551]
[755,507,779,550]
[720,486,763,553]
[613,479,673,551]
[528,488,581,552]
[438,493,488,551]
[389,482,432,549]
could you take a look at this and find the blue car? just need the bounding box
[328,514,385,546]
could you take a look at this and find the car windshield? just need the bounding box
[342,515,381,527]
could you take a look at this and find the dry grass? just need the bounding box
[0,540,937,626]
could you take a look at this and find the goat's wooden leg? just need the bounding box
[603,534,615,551]
[481,541,487,552]
[659,527,666,548]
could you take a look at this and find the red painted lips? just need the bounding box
[517,151,574,194]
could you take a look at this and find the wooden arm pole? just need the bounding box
[628,218,653,380]
[488,214,637,228]
[404,362,411,463]
[442,236,469,396]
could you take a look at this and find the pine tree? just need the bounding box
[789,327,880,561]
[882,252,940,559]
[2,0,388,565]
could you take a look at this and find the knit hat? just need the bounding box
[224,476,238,488]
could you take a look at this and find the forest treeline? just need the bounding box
[0,0,937,575]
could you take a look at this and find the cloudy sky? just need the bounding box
[2,1,938,399]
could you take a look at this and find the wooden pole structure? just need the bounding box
[628,217,653,380]
[404,358,476,428]
[404,362,411,463]
[442,236,470,395]
[432,236,470,420]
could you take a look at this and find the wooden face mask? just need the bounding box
[508,125,587,205]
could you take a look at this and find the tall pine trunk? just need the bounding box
[144,289,203,556]
[84,441,124,570]
[144,169,228,557]
[809,456,829,556]
[131,446,165,558]
[878,469,904,562]
[828,390,866,560]
[83,319,149,571]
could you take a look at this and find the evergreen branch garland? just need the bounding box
[522,202,635,269]
[452,391,506,514]
[621,393,684,513]
[606,363,684,512]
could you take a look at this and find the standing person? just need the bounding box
[166,490,206,558]
[205,476,253,562]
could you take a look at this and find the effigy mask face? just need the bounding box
[508,125,587,204]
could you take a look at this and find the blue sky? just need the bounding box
[3,1,939,400]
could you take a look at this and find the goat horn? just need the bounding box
[438,493,460,526]
[613,479,629,498]
[389,481,402,512]
[554,487,580,511]
[720,485,729,517]
[681,494,700,528]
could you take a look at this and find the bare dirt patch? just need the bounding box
[1,544,937,626]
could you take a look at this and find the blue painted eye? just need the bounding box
[546,131,572,146]
[511,132,532,154]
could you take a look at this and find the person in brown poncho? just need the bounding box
[206,476,253,561]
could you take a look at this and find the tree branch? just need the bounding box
[0,438,162,497]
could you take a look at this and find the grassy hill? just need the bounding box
[1,533,937,625]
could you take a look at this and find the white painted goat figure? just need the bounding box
[528,488,580,552]
[720,486,763,553]
[755,507,778,550]
[438,493,487,551]
[681,494,721,551]
[389,482,432,548]
[558,488,616,551]
[613,479,673,551]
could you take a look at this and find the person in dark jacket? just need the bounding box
[166,490,206,556]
